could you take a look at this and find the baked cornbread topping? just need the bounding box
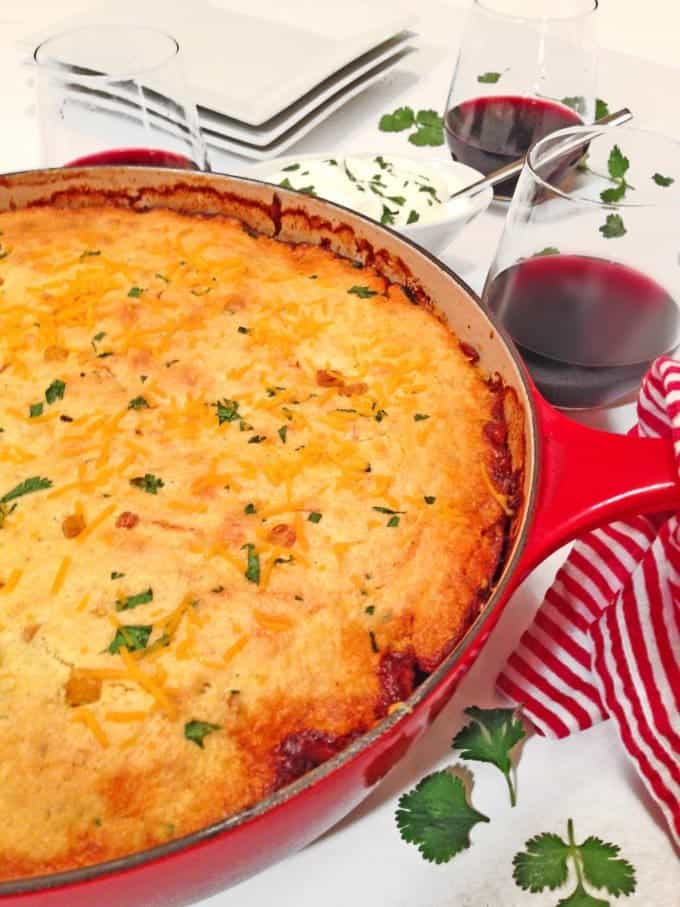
[0,203,520,879]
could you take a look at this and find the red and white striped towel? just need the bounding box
[497,356,680,846]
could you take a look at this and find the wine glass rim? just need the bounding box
[34,24,180,81]
[526,124,680,209]
[473,0,598,23]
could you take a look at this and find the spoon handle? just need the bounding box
[448,107,633,201]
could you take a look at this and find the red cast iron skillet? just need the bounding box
[0,167,677,906]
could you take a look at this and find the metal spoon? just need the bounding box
[448,107,633,201]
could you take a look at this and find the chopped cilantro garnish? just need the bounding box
[278,425,288,444]
[107,625,152,654]
[244,502,256,515]
[1,476,52,504]
[155,272,170,283]
[45,380,65,408]
[374,409,387,422]
[282,163,300,171]
[414,413,430,421]
[424,496,436,505]
[387,515,400,527]
[653,172,674,187]
[110,571,125,580]
[372,506,405,515]
[237,325,250,334]
[184,719,221,748]
[128,396,150,410]
[80,249,101,259]
[365,605,375,615]
[407,210,420,224]
[130,473,164,495]
[213,399,241,424]
[29,402,43,418]
[279,177,293,189]
[116,588,153,611]
[242,543,261,584]
[348,285,377,299]
[380,204,397,225]
[127,286,144,298]
[248,435,266,444]
[308,512,322,523]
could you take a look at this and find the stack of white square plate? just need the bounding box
[26,4,417,162]
[191,13,416,160]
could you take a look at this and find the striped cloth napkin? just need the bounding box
[497,356,680,846]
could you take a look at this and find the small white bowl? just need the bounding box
[247,152,492,256]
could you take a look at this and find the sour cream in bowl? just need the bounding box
[248,152,492,254]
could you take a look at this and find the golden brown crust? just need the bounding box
[0,205,520,879]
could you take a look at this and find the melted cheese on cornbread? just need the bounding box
[0,205,507,878]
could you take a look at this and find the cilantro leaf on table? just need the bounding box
[595,98,610,120]
[556,887,609,907]
[561,96,587,115]
[579,837,636,896]
[599,183,627,204]
[607,145,629,181]
[599,213,626,238]
[513,832,570,891]
[379,106,416,132]
[653,172,674,187]
[452,706,526,806]
[533,246,560,257]
[395,770,489,863]
[409,124,444,147]
[416,109,442,127]
[478,71,503,83]
[513,819,636,904]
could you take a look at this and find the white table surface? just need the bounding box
[1,2,679,905]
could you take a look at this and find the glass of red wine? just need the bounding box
[483,125,680,409]
[34,25,208,170]
[445,0,598,200]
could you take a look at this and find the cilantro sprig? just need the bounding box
[396,771,489,863]
[513,819,636,904]
[599,145,633,204]
[452,706,526,806]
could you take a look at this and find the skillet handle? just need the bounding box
[516,393,680,578]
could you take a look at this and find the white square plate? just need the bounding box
[203,48,414,160]
[197,31,415,146]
